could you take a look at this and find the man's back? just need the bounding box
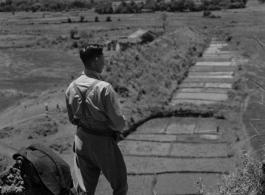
[65,70,125,131]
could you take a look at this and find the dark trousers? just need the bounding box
[74,127,128,195]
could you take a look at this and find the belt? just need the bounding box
[78,122,115,137]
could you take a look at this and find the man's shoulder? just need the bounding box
[97,80,111,88]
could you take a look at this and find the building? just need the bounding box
[128,29,158,43]
[105,29,158,52]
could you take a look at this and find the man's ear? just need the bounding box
[94,57,99,65]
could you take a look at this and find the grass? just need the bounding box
[102,25,209,131]
[0,153,10,173]
[198,154,265,195]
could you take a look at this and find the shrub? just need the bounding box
[0,153,9,173]
[71,41,78,48]
[95,16,99,22]
[106,16,112,22]
[198,155,265,195]
[67,17,72,23]
[79,15,85,22]
[70,28,78,39]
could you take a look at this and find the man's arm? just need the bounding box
[65,85,78,125]
[103,85,126,132]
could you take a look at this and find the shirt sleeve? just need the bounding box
[65,84,78,125]
[103,85,126,132]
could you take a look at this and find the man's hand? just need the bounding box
[112,131,124,143]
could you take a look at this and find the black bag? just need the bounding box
[13,143,74,195]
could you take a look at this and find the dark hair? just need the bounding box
[80,44,103,66]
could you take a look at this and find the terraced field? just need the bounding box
[91,38,245,195]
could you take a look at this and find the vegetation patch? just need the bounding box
[102,25,209,131]
[198,155,265,195]
[29,118,59,137]
[0,153,10,173]
[49,135,73,154]
[0,127,14,139]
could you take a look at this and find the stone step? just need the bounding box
[190,66,238,72]
[126,134,177,142]
[189,72,234,76]
[136,118,170,134]
[209,43,228,47]
[183,78,236,83]
[195,61,233,66]
[124,156,235,174]
[197,57,232,62]
[204,51,236,55]
[178,88,229,94]
[188,75,233,79]
[205,83,233,88]
[170,143,228,157]
[126,133,224,143]
[170,99,224,106]
[119,141,229,157]
[179,82,232,89]
[155,173,221,195]
[165,117,197,134]
[202,54,238,58]
[95,174,154,195]
[134,117,227,136]
[172,92,228,101]
[175,134,224,142]
[194,118,224,133]
[166,117,226,134]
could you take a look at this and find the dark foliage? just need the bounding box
[106,16,112,22]
[93,0,247,14]
[0,0,91,12]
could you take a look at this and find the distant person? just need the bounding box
[45,102,48,115]
[65,44,128,195]
[56,102,61,112]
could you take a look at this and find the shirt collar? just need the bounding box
[83,69,101,80]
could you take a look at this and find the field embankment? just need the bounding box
[102,25,209,132]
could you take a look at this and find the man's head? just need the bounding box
[80,44,105,73]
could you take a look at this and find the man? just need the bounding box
[65,44,128,195]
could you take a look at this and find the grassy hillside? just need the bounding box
[102,25,209,131]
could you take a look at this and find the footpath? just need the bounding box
[96,38,243,195]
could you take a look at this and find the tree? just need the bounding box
[71,0,86,8]
[95,16,99,22]
[170,0,186,11]
[145,0,157,11]
[184,0,195,11]
[95,1,113,14]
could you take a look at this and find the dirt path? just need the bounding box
[92,38,242,195]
